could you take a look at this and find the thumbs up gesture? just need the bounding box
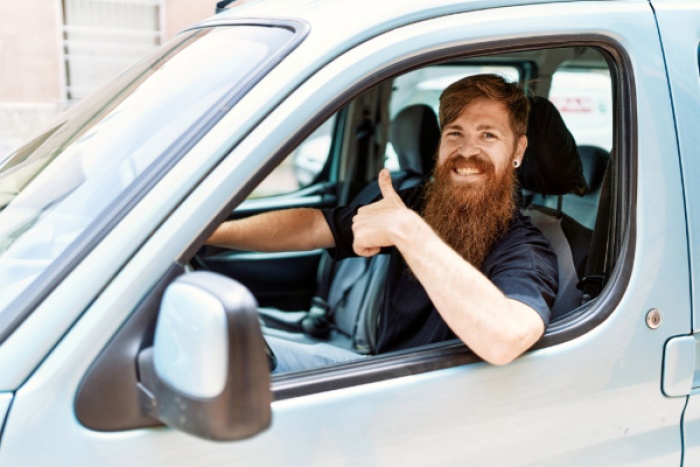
[352,169,414,257]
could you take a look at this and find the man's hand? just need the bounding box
[352,169,415,257]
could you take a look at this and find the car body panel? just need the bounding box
[652,0,700,333]
[651,1,700,462]
[0,1,692,465]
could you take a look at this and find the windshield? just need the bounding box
[0,24,297,320]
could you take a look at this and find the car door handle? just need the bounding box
[663,335,699,397]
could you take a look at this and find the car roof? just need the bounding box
[199,0,636,36]
[192,0,616,87]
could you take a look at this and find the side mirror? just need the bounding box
[138,271,271,441]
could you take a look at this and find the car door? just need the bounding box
[650,1,700,464]
[0,1,691,465]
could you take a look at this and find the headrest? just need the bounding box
[389,104,440,176]
[577,145,610,193]
[518,97,587,196]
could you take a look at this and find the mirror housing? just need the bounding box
[138,271,271,441]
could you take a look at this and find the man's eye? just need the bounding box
[483,132,496,139]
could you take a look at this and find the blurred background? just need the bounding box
[0,0,215,158]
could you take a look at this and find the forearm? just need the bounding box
[392,212,544,365]
[207,208,334,252]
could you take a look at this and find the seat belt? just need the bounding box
[301,172,414,339]
[301,256,374,339]
[299,252,336,338]
[578,153,615,302]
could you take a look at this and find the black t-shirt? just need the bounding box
[321,185,559,353]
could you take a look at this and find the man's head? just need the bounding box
[423,74,530,268]
[437,73,529,185]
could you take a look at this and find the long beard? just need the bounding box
[422,155,517,269]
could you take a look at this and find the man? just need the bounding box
[208,74,558,370]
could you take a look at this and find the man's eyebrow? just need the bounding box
[443,123,463,131]
[475,123,505,133]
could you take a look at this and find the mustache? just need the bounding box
[446,155,495,174]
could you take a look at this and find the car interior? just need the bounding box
[196,45,617,370]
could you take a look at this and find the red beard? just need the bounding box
[422,154,517,269]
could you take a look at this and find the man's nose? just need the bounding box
[458,136,480,156]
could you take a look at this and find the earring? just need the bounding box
[513,160,520,168]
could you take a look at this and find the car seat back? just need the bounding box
[519,97,591,321]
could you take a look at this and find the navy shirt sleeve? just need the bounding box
[321,204,360,260]
[481,214,559,326]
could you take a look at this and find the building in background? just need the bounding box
[0,0,214,157]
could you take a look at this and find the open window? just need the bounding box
[194,45,624,383]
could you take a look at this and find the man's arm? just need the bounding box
[352,170,545,365]
[207,208,334,252]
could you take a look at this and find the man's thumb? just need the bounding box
[378,169,400,200]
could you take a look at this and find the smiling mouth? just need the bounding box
[449,156,493,179]
[454,167,483,176]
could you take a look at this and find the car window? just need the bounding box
[178,42,620,395]
[0,24,300,320]
[385,64,520,170]
[248,115,336,198]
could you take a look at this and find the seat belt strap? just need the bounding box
[579,154,614,301]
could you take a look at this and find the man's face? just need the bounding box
[437,98,527,187]
[423,97,528,267]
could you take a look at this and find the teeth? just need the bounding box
[456,167,481,175]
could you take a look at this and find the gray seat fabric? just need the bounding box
[521,208,583,318]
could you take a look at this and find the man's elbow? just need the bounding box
[479,327,544,366]
[480,345,522,366]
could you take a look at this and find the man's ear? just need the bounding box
[514,134,527,166]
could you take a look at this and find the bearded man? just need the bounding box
[207,74,558,371]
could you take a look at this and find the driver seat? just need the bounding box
[262,104,440,352]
